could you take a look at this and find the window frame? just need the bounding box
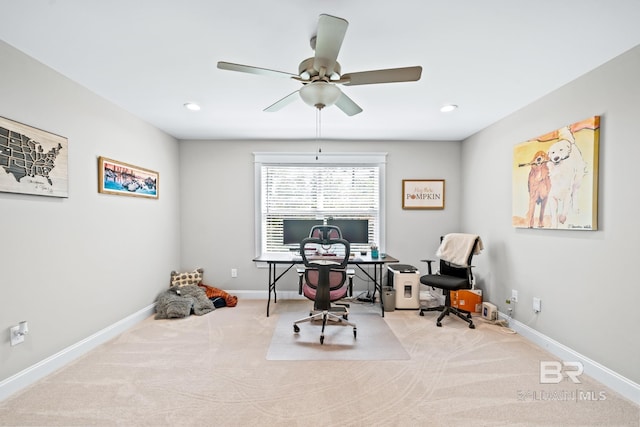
[254,152,387,256]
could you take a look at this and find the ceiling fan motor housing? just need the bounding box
[298,57,341,81]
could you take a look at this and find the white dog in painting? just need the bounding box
[546,127,587,228]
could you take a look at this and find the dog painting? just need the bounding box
[521,150,551,228]
[512,116,599,230]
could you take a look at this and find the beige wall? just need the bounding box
[178,139,462,293]
[461,45,640,384]
[0,41,181,382]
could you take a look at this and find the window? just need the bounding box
[254,152,386,254]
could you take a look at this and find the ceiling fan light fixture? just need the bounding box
[299,81,341,109]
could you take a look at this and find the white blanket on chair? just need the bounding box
[435,233,483,267]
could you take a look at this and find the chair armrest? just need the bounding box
[420,259,435,275]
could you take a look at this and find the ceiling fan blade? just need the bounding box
[313,14,348,77]
[217,61,298,79]
[264,90,300,112]
[342,66,423,86]
[334,92,363,116]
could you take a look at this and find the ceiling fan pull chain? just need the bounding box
[316,107,322,160]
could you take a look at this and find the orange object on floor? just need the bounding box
[198,283,238,307]
[450,289,482,313]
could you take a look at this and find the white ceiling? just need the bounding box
[2,1,640,141]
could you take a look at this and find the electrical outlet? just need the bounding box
[511,289,518,303]
[533,297,541,313]
[10,325,24,346]
[231,268,238,278]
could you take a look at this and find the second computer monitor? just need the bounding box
[327,219,369,244]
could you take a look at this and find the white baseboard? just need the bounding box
[0,304,155,402]
[233,289,305,300]
[499,312,640,405]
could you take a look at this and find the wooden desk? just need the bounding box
[252,252,400,317]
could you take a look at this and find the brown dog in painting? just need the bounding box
[525,150,551,228]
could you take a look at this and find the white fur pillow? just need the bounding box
[170,268,204,287]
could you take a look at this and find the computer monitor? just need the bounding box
[282,219,323,245]
[327,219,369,244]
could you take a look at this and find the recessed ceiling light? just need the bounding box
[440,104,458,113]
[184,102,201,111]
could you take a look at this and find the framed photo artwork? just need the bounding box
[0,116,68,197]
[402,179,445,209]
[512,116,599,230]
[98,156,158,199]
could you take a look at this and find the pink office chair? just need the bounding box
[293,225,356,344]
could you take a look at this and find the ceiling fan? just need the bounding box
[217,14,422,116]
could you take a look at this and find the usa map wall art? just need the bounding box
[0,116,68,198]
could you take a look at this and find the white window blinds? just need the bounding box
[254,152,386,254]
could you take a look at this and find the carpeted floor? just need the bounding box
[0,299,638,426]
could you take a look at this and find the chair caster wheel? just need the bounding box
[466,313,472,319]
[436,322,442,327]
[353,329,357,338]
[342,314,348,320]
[419,311,424,316]
[469,323,475,329]
[293,325,300,333]
[320,336,324,344]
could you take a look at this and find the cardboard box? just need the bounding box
[451,289,482,313]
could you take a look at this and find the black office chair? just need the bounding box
[419,234,482,329]
[293,225,357,344]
